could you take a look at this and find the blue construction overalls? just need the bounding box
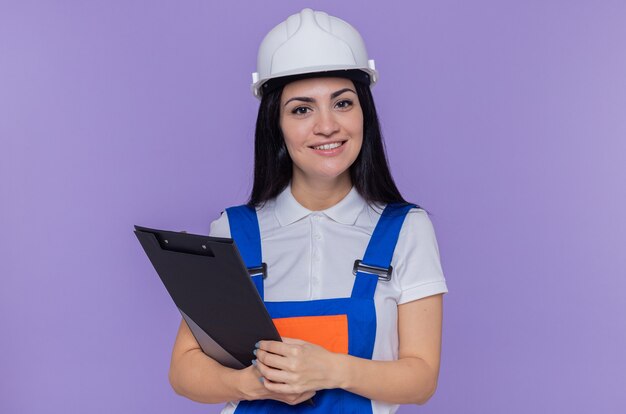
[226,202,415,413]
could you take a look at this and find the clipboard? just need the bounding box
[134,225,281,369]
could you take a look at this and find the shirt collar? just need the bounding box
[274,184,365,227]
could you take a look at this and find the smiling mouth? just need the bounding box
[310,141,346,150]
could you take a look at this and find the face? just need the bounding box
[279,77,364,186]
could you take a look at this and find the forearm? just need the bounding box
[333,354,438,405]
[170,349,315,406]
[169,349,244,404]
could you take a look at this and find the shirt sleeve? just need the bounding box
[208,211,232,238]
[393,208,448,305]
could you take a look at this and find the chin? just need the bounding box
[312,168,352,182]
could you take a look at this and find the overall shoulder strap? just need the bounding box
[351,203,416,299]
[225,205,265,299]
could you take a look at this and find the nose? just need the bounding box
[312,109,340,137]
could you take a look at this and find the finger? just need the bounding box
[281,337,306,345]
[254,358,292,384]
[257,340,297,356]
[255,348,290,371]
[263,377,304,395]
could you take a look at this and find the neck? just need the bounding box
[290,172,352,211]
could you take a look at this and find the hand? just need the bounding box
[238,364,315,405]
[254,337,341,394]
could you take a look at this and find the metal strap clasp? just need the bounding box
[248,263,268,279]
[352,260,393,281]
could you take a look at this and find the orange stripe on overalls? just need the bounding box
[273,314,349,354]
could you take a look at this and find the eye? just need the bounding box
[291,106,311,115]
[335,99,353,110]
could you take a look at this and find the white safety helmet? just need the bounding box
[251,8,378,99]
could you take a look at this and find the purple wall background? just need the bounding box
[2,1,625,413]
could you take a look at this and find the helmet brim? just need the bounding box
[258,69,373,97]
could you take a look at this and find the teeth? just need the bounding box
[313,142,343,150]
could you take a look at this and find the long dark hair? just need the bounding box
[247,79,409,208]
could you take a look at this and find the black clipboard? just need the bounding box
[134,225,281,369]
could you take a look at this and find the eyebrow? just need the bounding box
[283,88,356,107]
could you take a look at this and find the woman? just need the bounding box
[168,8,447,414]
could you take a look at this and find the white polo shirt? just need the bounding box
[211,185,448,414]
